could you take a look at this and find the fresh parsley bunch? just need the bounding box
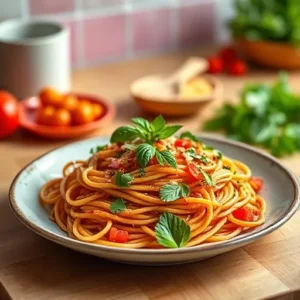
[203,72,300,157]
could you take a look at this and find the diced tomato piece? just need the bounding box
[187,163,202,181]
[149,156,158,165]
[250,177,264,193]
[175,139,192,149]
[232,207,257,221]
[109,227,129,243]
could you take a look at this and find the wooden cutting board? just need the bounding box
[0,46,300,300]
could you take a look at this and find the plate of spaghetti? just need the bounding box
[9,116,300,265]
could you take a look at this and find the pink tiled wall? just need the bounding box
[0,0,234,68]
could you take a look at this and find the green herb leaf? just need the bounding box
[159,183,190,202]
[131,117,151,132]
[185,148,209,164]
[203,145,214,151]
[155,212,190,248]
[115,171,134,187]
[139,168,145,177]
[223,166,231,170]
[179,131,202,143]
[90,144,108,154]
[215,150,223,160]
[155,150,177,168]
[136,143,156,168]
[198,167,214,186]
[110,199,126,214]
[110,126,139,143]
[152,115,166,132]
[158,125,182,139]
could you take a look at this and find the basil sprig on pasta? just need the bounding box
[111,115,182,144]
[115,171,134,187]
[159,183,190,202]
[155,212,191,248]
[110,199,126,213]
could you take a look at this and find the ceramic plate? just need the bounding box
[9,136,300,265]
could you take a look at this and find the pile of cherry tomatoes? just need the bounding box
[37,87,104,126]
[207,46,247,76]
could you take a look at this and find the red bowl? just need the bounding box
[19,93,115,139]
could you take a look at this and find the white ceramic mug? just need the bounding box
[0,20,70,99]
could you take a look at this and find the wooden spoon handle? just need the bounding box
[166,57,208,85]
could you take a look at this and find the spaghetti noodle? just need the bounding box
[40,116,266,249]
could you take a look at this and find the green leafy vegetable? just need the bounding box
[136,143,156,168]
[155,150,177,168]
[110,115,182,144]
[90,144,108,154]
[223,166,231,170]
[198,167,215,186]
[110,126,139,143]
[159,183,190,202]
[115,171,134,187]
[155,212,191,248]
[215,150,223,160]
[229,0,300,46]
[203,73,300,157]
[185,148,209,164]
[179,131,202,143]
[110,199,126,214]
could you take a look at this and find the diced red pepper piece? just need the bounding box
[109,227,129,243]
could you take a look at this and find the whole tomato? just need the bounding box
[0,91,19,138]
[207,56,224,74]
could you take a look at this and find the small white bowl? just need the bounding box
[9,135,300,265]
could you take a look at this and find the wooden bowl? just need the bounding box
[237,39,300,69]
[19,93,115,139]
[131,75,222,117]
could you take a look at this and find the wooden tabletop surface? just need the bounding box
[1,47,300,300]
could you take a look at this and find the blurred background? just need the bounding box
[0,0,234,68]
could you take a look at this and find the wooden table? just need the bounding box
[1,47,300,300]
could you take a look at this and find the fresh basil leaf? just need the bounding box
[155,150,164,165]
[110,199,126,214]
[90,144,108,154]
[156,150,177,168]
[181,183,190,198]
[136,143,156,168]
[155,212,190,248]
[110,126,139,143]
[159,183,190,202]
[152,115,166,132]
[115,171,134,187]
[198,167,214,186]
[158,125,183,139]
[185,149,209,164]
[131,117,151,132]
[179,131,202,143]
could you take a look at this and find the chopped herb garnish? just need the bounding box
[216,150,223,160]
[155,149,177,168]
[110,199,126,214]
[115,171,134,187]
[155,212,190,248]
[136,143,156,168]
[139,168,145,177]
[203,145,214,151]
[223,166,231,170]
[185,148,209,164]
[198,167,215,186]
[159,183,190,202]
[179,131,203,143]
[90,144,108,154]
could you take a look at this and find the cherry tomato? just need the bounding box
[174,139,192,149]
[187,163,202,181]
[36,106,56,125]
[0,91,19,138]
[232,207,258,221]
[92,103,104,120]
[250,177,264,193]
[219,46,238,65]
[207,56,224,74]
[58,94,78,111]
[39,87,63,107]
[149,156,158,165]
[109,227,129,243]
[72,101,95,125]
[52,108,71,126]
[228,60,247,76]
